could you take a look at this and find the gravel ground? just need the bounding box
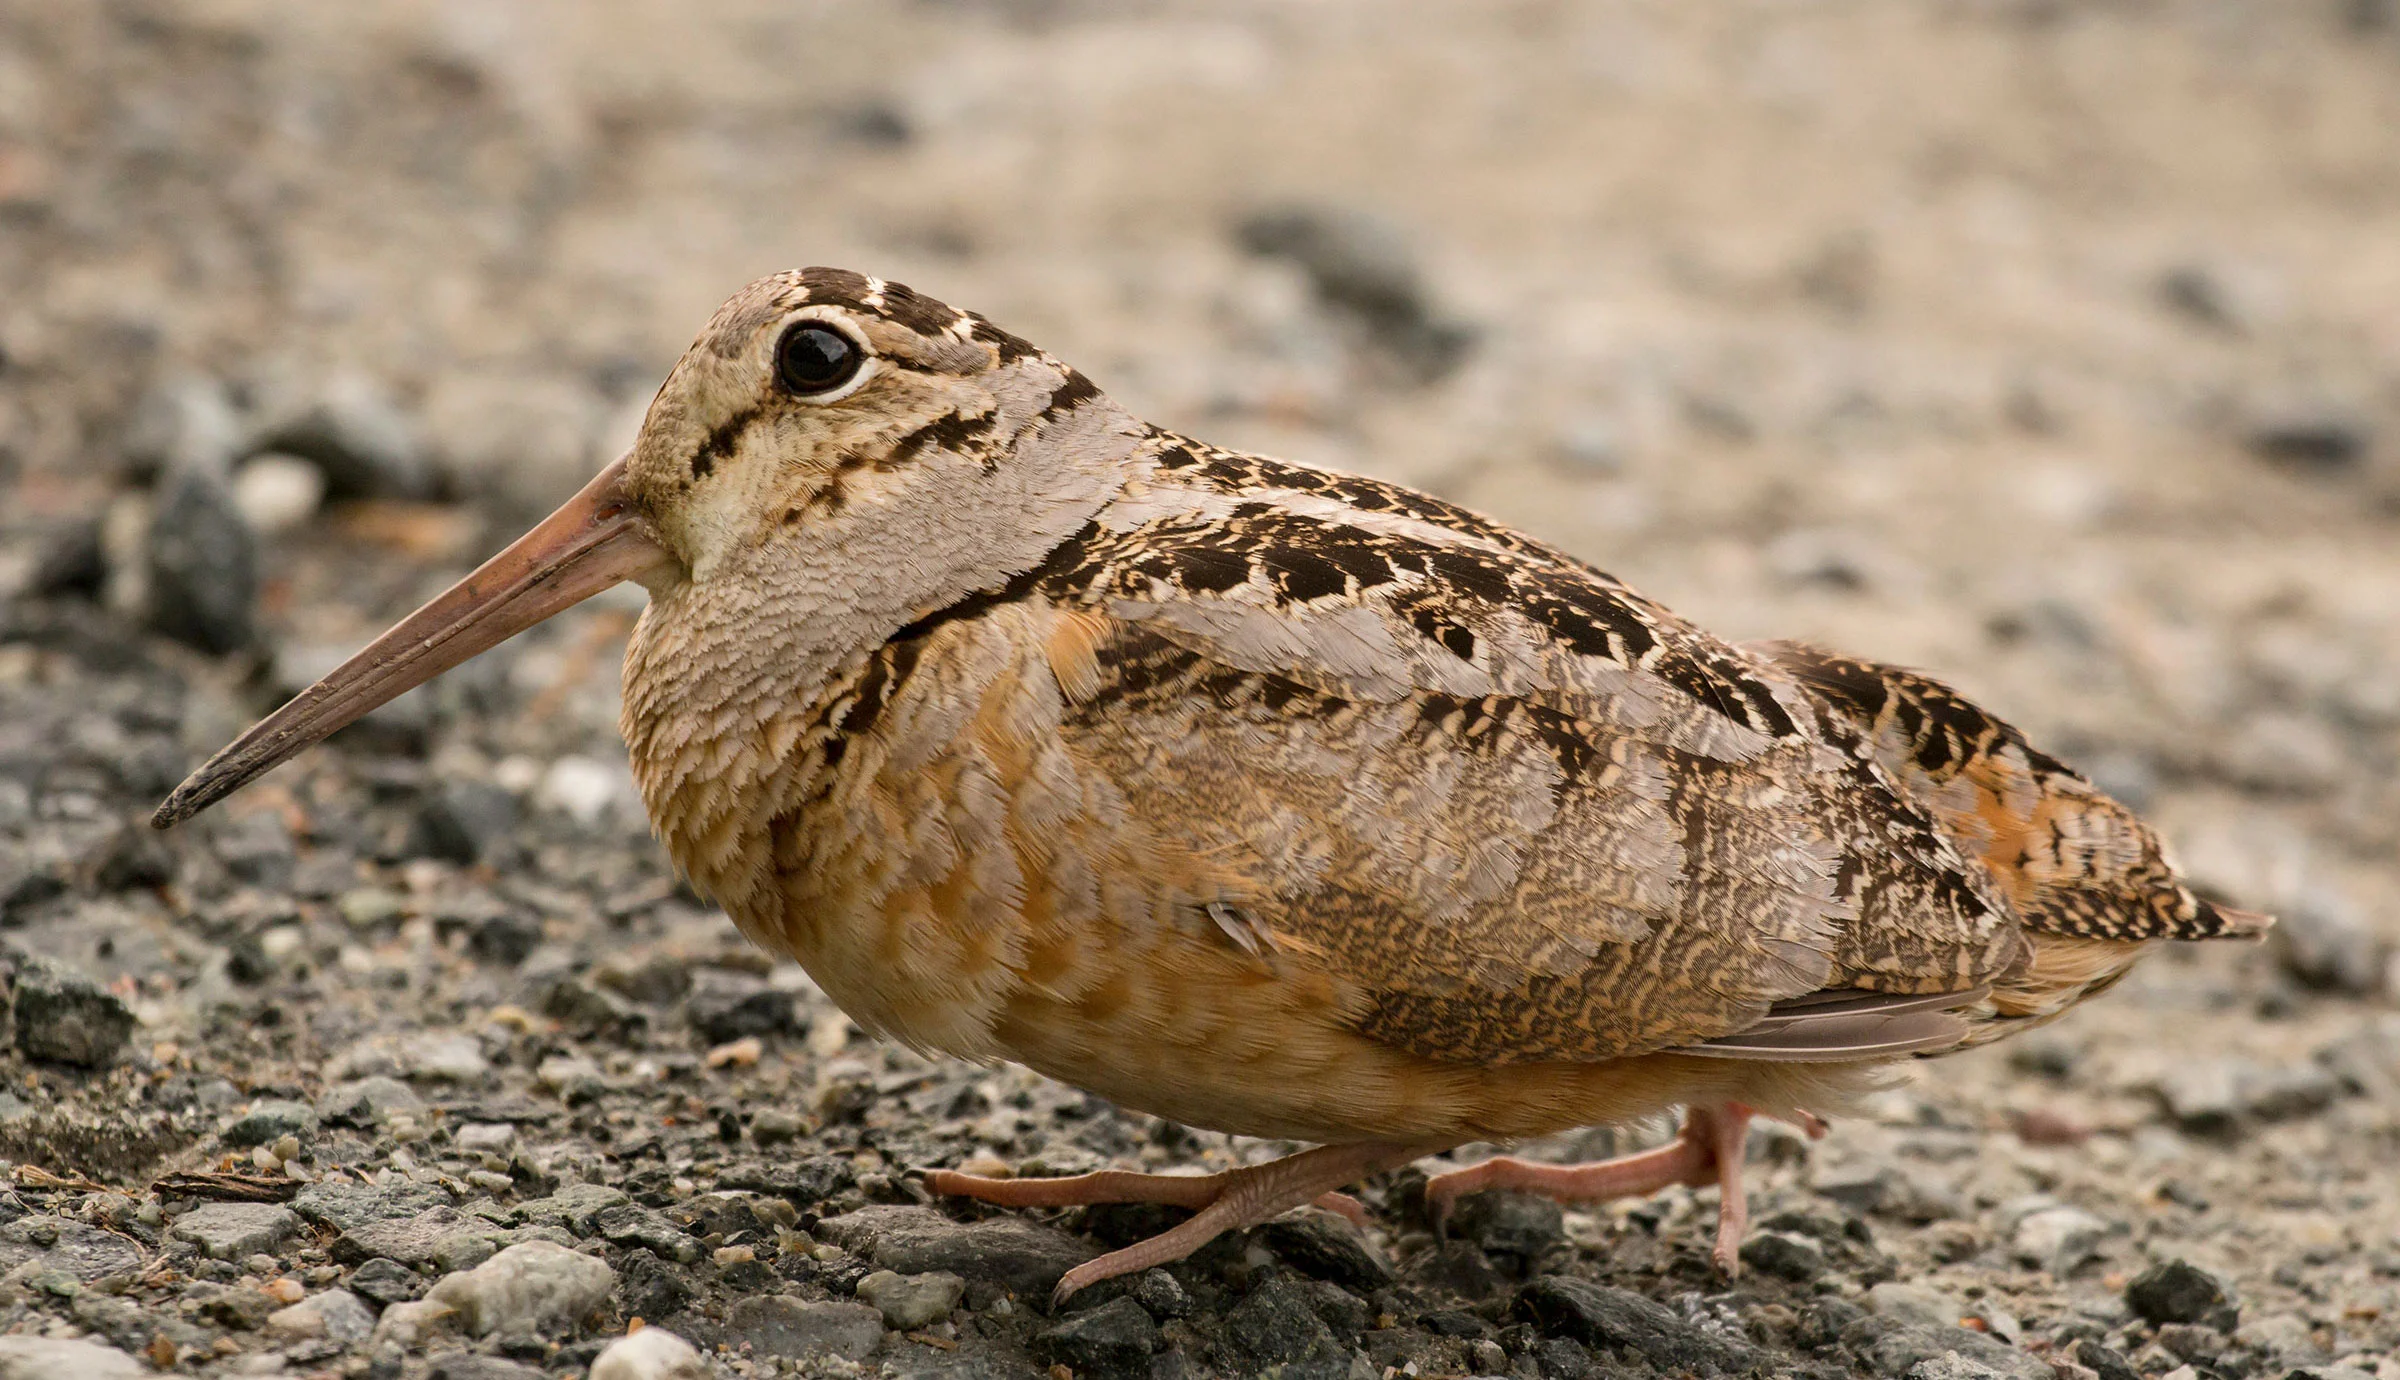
[1,2,2398,1377]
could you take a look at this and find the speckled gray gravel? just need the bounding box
[2,3,2399,1378]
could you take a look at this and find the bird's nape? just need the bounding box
[150,455,676,829]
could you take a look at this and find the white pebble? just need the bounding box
[231,452,327,534]
[426,1239,616,1337]
[539,754,633,826]
[589,1326,706,1380]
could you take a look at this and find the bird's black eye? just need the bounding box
[775,323,863,397]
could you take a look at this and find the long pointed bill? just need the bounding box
[153,455,675,829]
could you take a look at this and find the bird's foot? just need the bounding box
[1423,1102,1773,1276]
[924,1141,1445,1305]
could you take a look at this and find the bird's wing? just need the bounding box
[1011,439,2022,1065]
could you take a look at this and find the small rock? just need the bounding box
[293,1178,453,1234]
[590,1326,707,1380]
[2231,1311,2321,1363]
[537,1054,607,1103]
[335,1205,487,1267]
[265,1287,375,1344]
[2246,401,2372,471]
[425,1355,544,1380]
[1033,1296,1160,1380]
[1258,1210,1394,1289]
[171,1202,300,1260]
[0,1336,146,1379]
[1906,1355,2014,1380]
[1867,1283,1962,1331]
[403,1030,492,1083]
[2008,1202,2113,1275]
[1515,1276,1753,1373]
[617,1248,693,1322]
[538,755,634,827]
[144,463,256,653]
[222,1098,318,1147]
[1740,1229,1828,1281]
[230,452,326,534]
[255,370,435,500]
[2068,1340,2141,1380]
[813,1204,1096,1304]
[1219,1276,1348,1375]
[426,1240,616,1337]
[1236,203,1475,379]
[2274,889,2389,996]
[409,781,521,865]
[855,1268,965,1329]
[348,1256,423,1306]
[591,1201,700,1263]
[518,1183,634,1238]
[684,968,797,1042]
[1132,1267,1191,1320]
[1868,1324,2052,1380]
[717,1295,883,1361]
[1813,1158,1956,1222]
[12,959,136,1068]
[2125,1259,2235,1328]
[119,373,243,481]
[1445,1189,1565,1264]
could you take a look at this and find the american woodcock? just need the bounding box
[157,268,2270,1302]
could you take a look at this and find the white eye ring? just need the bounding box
[772,314,876,404]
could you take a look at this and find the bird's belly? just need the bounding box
[766,871,1814,1146]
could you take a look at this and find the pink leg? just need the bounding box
[925,1140,1452,1304]
[1424,1103,1787,1276]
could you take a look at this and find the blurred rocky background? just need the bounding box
[0,1,2396,1377]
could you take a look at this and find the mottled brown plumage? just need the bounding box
[156,267,2270,1298]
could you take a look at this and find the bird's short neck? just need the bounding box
[618,399,1147,924]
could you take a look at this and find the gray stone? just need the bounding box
[1866,1283,1963,1331]
[425,1239,616,1337]
[119,373,243,482]
[1515,1276,1754,1374]
[1033,1296,1160,1380]
[1814,1158,1957,1222]
[1444,1189,1565,1263]
[11,958,136,1067]
[591,1200,700,1262]
[1259,1209,1394,1288]
[718,1295,884,1361]
[2274,889,2391,996]
[347,1255,423,1306]
[2125,1259,2235,1328]
[1739,1229,1828,1281]
[684,967,797,1042]
[1220,1277,1349,1377]
[292,1177,453,1233]
[1132,1267,1191,1320]
[1906,1355,2014,1380]
[334,1204,490,1267]
[265,1287,375,1344]
[1235,203,1475,379]
[515,1182,632,1237]
[221,1098,317,1147]
[255,370,435,500]
[408,781,520,865]
[171,1201,300,1260]
[814,1205,1095,1305]
[2006,1201,2113,1275]
[0,1215,146,1283]
[856,1268,967,1329]
[144,463,256,654]
[0,1336,145,1379]
[425,1356,544,1380]
[1868,1324,2050,1380]
[2245,400,2373,471]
